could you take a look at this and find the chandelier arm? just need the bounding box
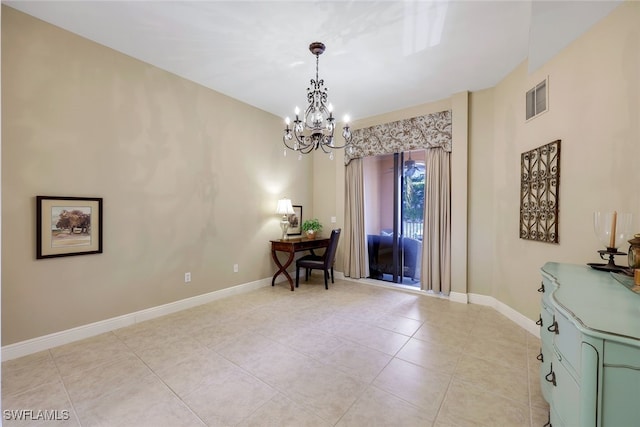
[298,141,315,154]
[319,140,333,154]
[283,136,297,150]
[296,131,317,154]
[324,140,349,150]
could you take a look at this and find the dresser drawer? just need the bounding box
[604,340,640,368]
[553,309,581,378]
[539,341,554,403]
[551,348,581,427]
[539,303,555,346]
[540,300,553,323]
[540,276,555,306]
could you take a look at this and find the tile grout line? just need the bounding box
[111,330,209,427]
[48,346,89,427]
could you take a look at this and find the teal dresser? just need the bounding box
[539,262,640,427]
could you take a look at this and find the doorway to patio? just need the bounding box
[363,150,425,287]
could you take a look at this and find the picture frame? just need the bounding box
[36,196,103,259]
[287,205,302,236]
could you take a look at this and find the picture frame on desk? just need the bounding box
[287,205,302,236]
[36,195,103,259]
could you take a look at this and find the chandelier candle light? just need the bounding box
[282,42,354,160]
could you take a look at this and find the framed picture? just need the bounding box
[36,196,103,259]
[287,205,302,236]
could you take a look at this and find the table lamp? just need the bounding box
[276,198,295,240]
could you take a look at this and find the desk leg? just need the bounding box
[271,248,295,291]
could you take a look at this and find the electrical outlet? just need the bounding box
[331,216,336,223]
[233,264,239,273]
[184,272,191,283]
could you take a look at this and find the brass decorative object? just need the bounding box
[629,234,640,269]
[520,140,561,243]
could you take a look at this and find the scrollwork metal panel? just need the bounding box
[520,140,561,243]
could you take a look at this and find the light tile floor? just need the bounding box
[2,278,549,426]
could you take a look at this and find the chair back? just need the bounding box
[323,229,341,267]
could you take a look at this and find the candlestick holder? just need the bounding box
[588,212,633,273]
[588,248,628,272]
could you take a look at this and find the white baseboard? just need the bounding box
[1,277,275,362]
[339,275,538,338]
[2,274,539,362]
[449,291,469,304]
[469,293,540,338]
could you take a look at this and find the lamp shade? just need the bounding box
[276,198,295,215]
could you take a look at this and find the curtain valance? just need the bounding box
[345,110,452,164]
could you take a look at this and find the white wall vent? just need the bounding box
[526,78,548,121]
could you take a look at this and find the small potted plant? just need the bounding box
[302,218,323,240]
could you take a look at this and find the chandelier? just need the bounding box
[283,42,353,160]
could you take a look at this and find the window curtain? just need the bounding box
[343,158,369,278]
[343,110,451,292]
[422,147,451,294]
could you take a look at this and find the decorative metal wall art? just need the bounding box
[520,140,561,243]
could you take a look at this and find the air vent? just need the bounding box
[526,78,548,120]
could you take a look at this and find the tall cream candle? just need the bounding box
[609,211,617,248]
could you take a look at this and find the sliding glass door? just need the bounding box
[364,150,425,286]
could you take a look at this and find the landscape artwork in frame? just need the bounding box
[287,205,302,236]
[36,196,103,259]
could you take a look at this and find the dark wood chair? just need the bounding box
[295,229,341,290]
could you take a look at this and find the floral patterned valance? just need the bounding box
[345,110,452,164]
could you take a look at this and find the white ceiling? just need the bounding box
[4,1,622,122]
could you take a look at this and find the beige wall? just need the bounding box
[1,7,313,345]
[474,1,639,319]
[468,88,495,297]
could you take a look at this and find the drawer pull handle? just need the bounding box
[545,365,557,386]
[538,282,545,293]
[536,315,543,326]
[537,350,544,362]
[547,319,559,334]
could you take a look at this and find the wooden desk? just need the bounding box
[270,237,330,291]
